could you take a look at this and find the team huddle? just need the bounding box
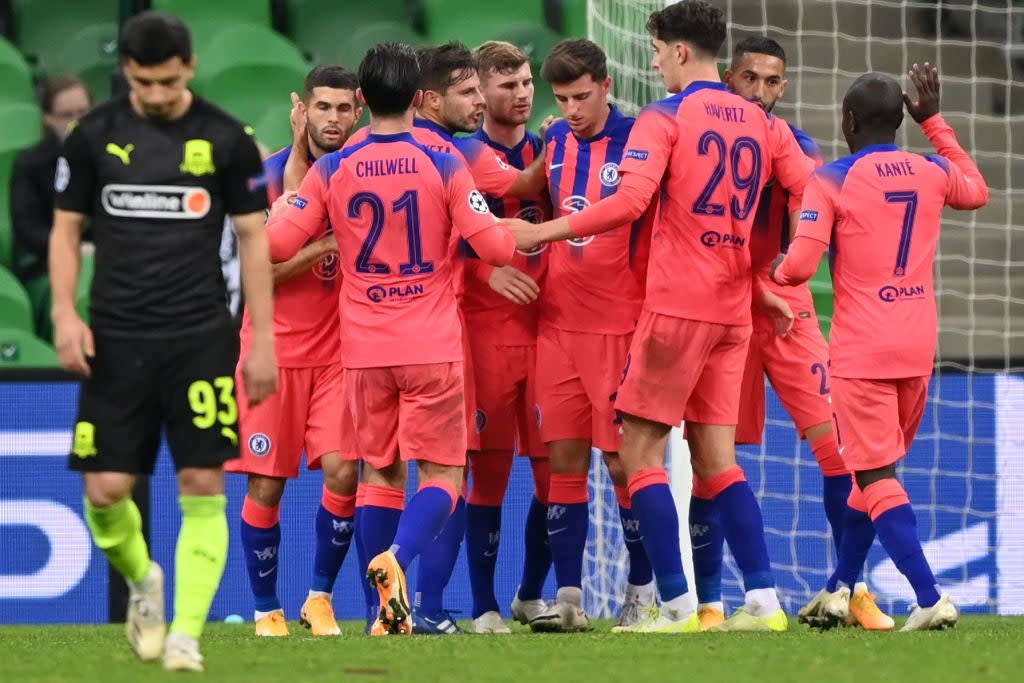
[51,0,989,672]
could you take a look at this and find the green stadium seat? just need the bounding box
[0,222,10,271]
[317,21,426,72]
[151,0,273,32]
[809,256,833,340]
[287,0,413,63]
[0,265,34,333]
[190,24,308,132]
[150,0,275,51]
[0,101,42,154]
[494,22,562,73]
[421,0,559,53]
[47,23,120,102]
[0,326,59,367]
[251,100,295,154]
[0,103,42,268]
[0,36,34,105]
[12,0,118,66]
[558,0,587,37]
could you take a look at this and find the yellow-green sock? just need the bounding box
[170,495,228,639]
[83,496,151,584]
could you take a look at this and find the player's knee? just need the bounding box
[83,472,135,508]
[243,473,285,506]
[417,461,464,492]
[322,456,358,497]
[363,458,406,489]
[548,439,592,473]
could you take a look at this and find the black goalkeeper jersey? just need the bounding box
[55,93,265,338]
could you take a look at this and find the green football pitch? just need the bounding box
[3,617,1023,682]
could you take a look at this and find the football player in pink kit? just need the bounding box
[511,1,816,633]
[266,42,516,637]
[772,64,988,631]
[689,37,892,632]
[225,65,362,637]
[345,42,549,635]
[524,38,657,634]
[461,40,553,635]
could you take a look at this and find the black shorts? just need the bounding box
[68,323,240,474]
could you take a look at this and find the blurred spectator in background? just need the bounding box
[10,75,93,341]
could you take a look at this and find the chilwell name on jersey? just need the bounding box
[354,157,420,177]
[101,183,212,219]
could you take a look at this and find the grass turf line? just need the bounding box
[2,616,1022,683]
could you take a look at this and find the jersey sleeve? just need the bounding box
[266,157,330,262]
[773,173,835,285]
[445,156,514,265]
[768,117,816,208]
[222,128,268,216]
[54,123,95,214]
[446,155,500,240]
[454,136,519,196]
[617,105,675,187]
[920,114,989,210]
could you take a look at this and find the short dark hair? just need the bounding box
[358,42,420,116]
[845,73,904,133]
[417,42,477,94]
[119,11,192,65]
[732,36,787,66]
[646,0,726,58]
[540,38,607,85]
[474,41,529,82]
[39,75,92,113]
[303,65,359,101]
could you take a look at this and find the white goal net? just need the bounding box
[584,0,1024,617]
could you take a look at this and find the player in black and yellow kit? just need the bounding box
[48,11,277,672]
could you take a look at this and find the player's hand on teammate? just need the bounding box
[318,233,338,254]
[539,115,561,140]
[504,217,543,252]
[53,311,95,377]
[903,62,940,124]
[269,191,298,219]
[488,265,540,305]
[754,288,795,338]
[242,340,279,407]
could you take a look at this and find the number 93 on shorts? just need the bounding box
[68,323,241,474]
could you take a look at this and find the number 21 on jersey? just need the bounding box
[349,190,433,276]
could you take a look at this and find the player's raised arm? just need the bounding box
[905,62,989,210]
[448,159,516,266]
